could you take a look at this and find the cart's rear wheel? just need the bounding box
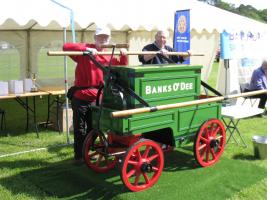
[83,129,117,173]
[194,119,226,167]
[120,139,164,192]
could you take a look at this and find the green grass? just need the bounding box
[208,61,219,87]
[0,139,266,200]
[0,62,267,199]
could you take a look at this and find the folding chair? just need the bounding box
[239,83,259,107]
[221,103,264,148]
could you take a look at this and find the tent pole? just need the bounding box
[63,27,70,144]
[224,59,229,95]
[26,30,31,78]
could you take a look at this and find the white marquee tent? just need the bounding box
[1,0,267,88]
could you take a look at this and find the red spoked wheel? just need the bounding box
[194,119,226,167]
[120,139,164,192]
[83,129,117,173]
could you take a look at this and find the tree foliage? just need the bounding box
[198,0,267,23]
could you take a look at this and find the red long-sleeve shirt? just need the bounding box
[63,43,128,102]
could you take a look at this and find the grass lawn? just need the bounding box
[0,62,267,199]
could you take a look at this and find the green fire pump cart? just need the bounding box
[83,59,226,192]
[48,49,226,192]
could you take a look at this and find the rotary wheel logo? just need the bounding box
[177,15,186,33]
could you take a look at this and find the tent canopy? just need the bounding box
[0,0,267,88]
[1,0,266,32]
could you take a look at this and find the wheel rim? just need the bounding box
[121,139,164,192]
[194,119,226,167]
[83,130,117,173]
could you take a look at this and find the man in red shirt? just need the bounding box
[63,27,128,163]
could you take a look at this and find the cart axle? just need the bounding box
[141,163,153,173]
[210,139,219,148]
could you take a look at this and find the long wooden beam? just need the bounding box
[47,51,204,57]
[111,89,267,118]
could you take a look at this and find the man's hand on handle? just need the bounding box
[86,47,98,56]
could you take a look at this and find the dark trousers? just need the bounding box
[255,94,267,109]
[71,97,92,160]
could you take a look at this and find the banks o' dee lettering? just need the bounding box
[145,82,193,95]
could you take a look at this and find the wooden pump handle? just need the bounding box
[111,96,224,118]
[47,51,84,56]
[111,89,267,118]
[47,51,204,56]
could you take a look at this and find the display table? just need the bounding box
[0,88,65,137]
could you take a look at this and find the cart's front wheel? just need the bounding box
[83,129,117,173]
[120,139,164,192]
[194,119,226,167]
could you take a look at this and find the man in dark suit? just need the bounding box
[138,30,190,64]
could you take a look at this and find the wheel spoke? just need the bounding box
[212,126,221,137]
[135,149,142,160]
[89,151,98,157]
[198,143,206,151]
[99,136,104,144]
[216,135,223,140]
[147,153,159,162]
[134,172,141,186]
[200,136,208,143]
[210,148,216,159]
[205,148,210,162]
[216,144,223,151]
[127,169,136,178]
[206,124,213,137]
[95,155,103,166]
[142,145,151,159]
[200,147,206,160]
[104,156,111,166]
[152,166,159,172]
[127,160,138,166]
[143,173,149,184]
[203,127,208,137]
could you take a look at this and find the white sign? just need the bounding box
[145,82,193,95]
[221,30,267,59]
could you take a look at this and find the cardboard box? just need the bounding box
[0,81,8,95]
[51,105,73,132]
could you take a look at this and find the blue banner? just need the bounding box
[220,30,231,59]
[173,10,190,64]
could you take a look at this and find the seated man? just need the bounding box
[138,30,190,64]
[248,58,267,109]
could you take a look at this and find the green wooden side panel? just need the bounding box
[128,111,176,132]
[177,103,221,135]
[92,102,221,139]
